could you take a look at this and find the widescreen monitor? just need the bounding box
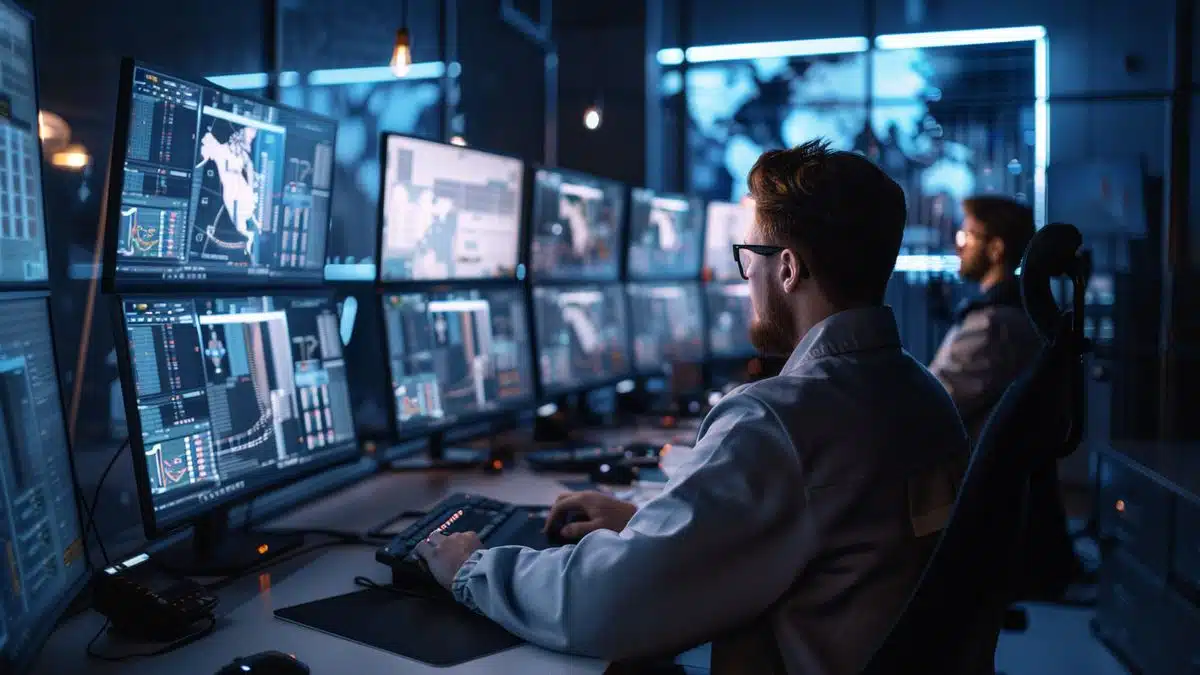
[529,167,625,282]
[703,200,754,282]
[381,287,534,436]
[0,1,48,286]
[706,282,755,358]
[378,134,524,282]
[104,60,338,289]
[627,282,706,373]
[626,188,704,281]
[115,294,358,537]
[0,292,88,673]
[532,284,630,396]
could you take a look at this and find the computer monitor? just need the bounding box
[626,282,706,374]
[626,188,704,281]
[381,287,535,440]
[0,1,48,286]
[114,293,358,574]
[706,282,755,358]
[103,60,338,290]
[0,292,88,674]
[529,167,625,282]
[703,200,754,282]
[532,284,631,397]
[378,134,525,282]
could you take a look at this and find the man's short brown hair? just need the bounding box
[962,195,1035,271]
[747,139,907,306]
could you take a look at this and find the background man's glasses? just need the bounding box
[732,244,785,280]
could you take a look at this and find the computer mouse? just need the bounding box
[545,508,588,546]
[215,650,310,675]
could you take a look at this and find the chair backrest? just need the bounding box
[860,224,1088,675]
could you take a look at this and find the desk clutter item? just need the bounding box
[275,586,523,666]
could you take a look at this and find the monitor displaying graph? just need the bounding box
[107,62,338,288]
[703,200,754,281]
[627,282,706,373]
[627,189,704,280]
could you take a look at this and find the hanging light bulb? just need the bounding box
[50,143,90,170]
[583,105,602,130]
[390,29,412,77]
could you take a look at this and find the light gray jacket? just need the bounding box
[452,306,969,674]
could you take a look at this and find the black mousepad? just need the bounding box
[275,587,523,666]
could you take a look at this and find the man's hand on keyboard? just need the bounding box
[413,531,482,590]
[544,491,637,539]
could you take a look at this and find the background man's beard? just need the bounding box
[749,285,799,356]
[958,253,988,282]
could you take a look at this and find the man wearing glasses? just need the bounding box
[416,139,969,675]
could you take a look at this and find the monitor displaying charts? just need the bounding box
[379,135,524,282]
[703,200,754,281]
[117,295,358,533]
[0,2,48,285]
[706,282,755,358]
[0,294,87,673]
[529,168,625,282]
[381,288,534,435]
[532,285,630,395]
[626,188,704,281]
[627,282,706,373]
[106,62,338,288]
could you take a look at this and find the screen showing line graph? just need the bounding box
[119,294,357,530]
[108,63,337,287]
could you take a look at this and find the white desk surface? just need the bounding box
[35,468,612,675]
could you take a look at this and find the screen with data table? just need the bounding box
[0,2,48,285]
[627,189,704,281]
[382,288,534,435]
[106,62,338,287]
[530,168,624,281]
[706,283,755,358]
[533,285,630,395]
[627,283,706,373]
[0,294,87,671]
[379,135,524,282]
[704,201,754,281]
[118,295,357,532]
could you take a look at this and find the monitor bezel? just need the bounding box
[110,289,362,540]
[375,131,528,285]
[100,58,341,294]
[0,1,51,292]
[0,288,92,674]
[624,280,710,376]
[525,164,628,284]
[376,279,538,444]
[624,187,707,283]
[530,280,635,400]
[703,279,758,360]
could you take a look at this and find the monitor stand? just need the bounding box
[153,510,305,578]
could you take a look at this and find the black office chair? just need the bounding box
[860,223,1090,675]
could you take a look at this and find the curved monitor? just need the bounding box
[115,294,359,536]
[382,287,534,437]
[626,188,704,281]
[378,134,525,282]
[529,168,625,282]
[627,282,706,374]
[532,284,631,396]
[0,1,47,286]
[0,293,87,674]
[706,282,755,358]
[104,60,339,290]
[703,200,754,282]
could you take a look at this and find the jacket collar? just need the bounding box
[955,274,1023,323]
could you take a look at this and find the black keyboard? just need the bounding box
[376,493,552,585]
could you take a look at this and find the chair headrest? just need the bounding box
[1019,223,1086,341]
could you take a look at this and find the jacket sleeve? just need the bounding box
[929,308,1036,424]
[449,392,808,661]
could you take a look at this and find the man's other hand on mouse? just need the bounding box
[415,531,482,589]
[544,491,637,539]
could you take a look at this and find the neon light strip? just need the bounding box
[206,61,446,91]
[874,26,1046,49]
[655,36,868,66]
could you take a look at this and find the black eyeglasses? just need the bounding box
[731,244,785,280]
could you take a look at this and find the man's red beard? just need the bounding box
[749,282,800,356]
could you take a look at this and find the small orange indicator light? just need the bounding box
[1115,499,1125,513]
[491,459,503,470]
[257,544,270,555]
